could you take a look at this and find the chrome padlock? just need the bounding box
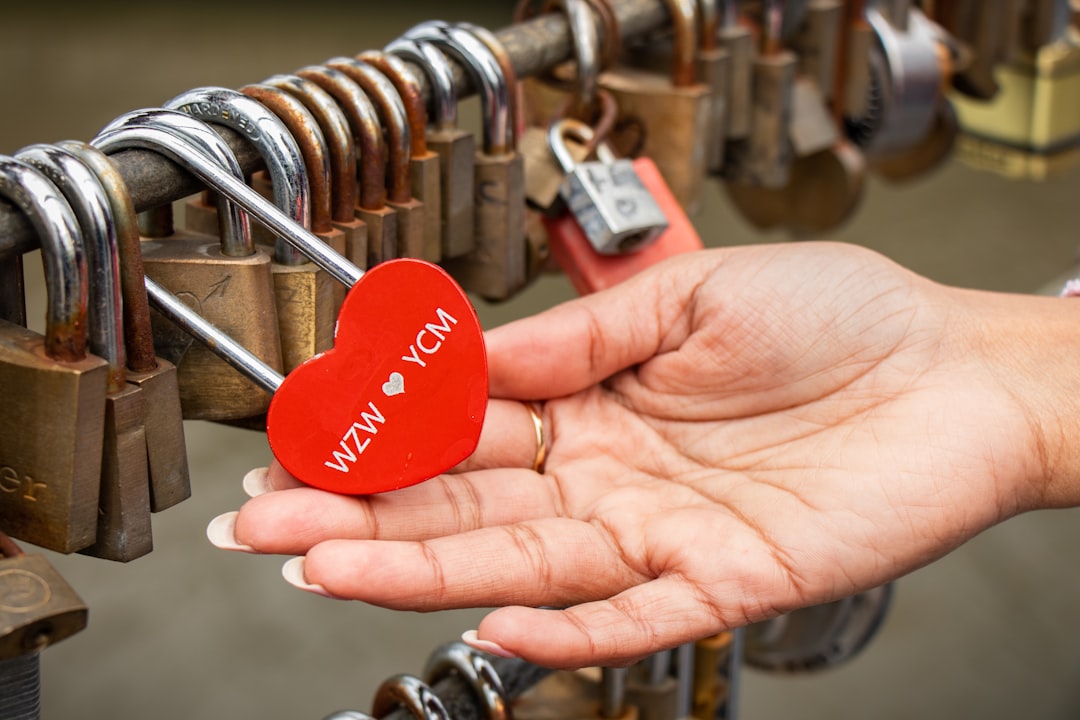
[550,119,668,255]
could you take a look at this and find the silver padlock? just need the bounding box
[548,118,668,255]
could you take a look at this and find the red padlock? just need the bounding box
[543,120,703,294]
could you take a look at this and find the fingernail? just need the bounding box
[281,557,337,598]
[206,512,255,552]
[462,629,517,659]
[242,467,272,498]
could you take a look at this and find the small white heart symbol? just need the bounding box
[382,372,405,397]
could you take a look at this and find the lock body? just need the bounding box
[445,151,528,301]
[547,156,702,294]
[410,151,443,262]
[559,156,669,255]
[125,356,188,511]
[78,383,152,562]
[0,320,108,552]
[142,229,282,420]
[427,126,476,258]
[0,552,87,660]
[600,67,712,213]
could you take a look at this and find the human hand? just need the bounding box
[213,242,1077,669]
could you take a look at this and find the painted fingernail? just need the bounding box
[462,629,517,659]
[206,512,256,552]
[242,467,272,497]
[281,557,338,598]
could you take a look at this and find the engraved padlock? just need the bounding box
[18,143,153,562]
[549,119,669,255]
[60,140,190,513]
[95,108,283,422]
[386,38,477,260]
[0,533,88,660]
[0,157,109,554]
[0,533,87,720]
[407,22,528,301]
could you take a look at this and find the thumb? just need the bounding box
[484,250,721,400]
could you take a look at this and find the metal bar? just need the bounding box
[0,0,670,261]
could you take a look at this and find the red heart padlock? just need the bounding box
[266,259,487,494]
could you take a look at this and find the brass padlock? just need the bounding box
[358,50,444,263]
[952,28,1080,180]
[240,84,341,372]
[96,109,282,421]
[548,118,670,254]
[0,156,108,553]
[0,533,87,661]
[59,140,190,513]
[386,37,477,259]
[17,144,153,562]
[264,73,368,306]
[600,0,712,213]
[167,86,334,376]
[612,0,733,173]
[325,58,427,261]
[407,22,528,301]
[726,0,797,188]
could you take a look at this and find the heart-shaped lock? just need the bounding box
[266,259,487,494]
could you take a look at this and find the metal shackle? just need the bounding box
[0,156,88,361]
[548,117,617,173]
[57,140,156,375]
[457,22,522,143]
[264,73,360,223]
[240,83,334,237]
[323,57,414,204]
[164,86,311,264]
[405,22,512,155]
[357,50,432,157]
[664,0,701,86]
[296,65,388,212]
[384,38,459,131]
[91,123,363,288]
[696,0,719,49]
[16,144,124,378]
[99,108,254,257]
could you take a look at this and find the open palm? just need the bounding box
[228,242,1049,668]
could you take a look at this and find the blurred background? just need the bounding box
[4,2,1080,718]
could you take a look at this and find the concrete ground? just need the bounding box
[4,3,1080,718]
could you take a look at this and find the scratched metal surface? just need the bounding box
[3,2,1080,719]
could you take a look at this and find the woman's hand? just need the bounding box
[215,242,1077,669]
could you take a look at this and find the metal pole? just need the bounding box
[0,0,671,260]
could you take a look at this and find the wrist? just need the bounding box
[958,286,1080,511]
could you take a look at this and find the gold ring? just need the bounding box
[525,402,547,473]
